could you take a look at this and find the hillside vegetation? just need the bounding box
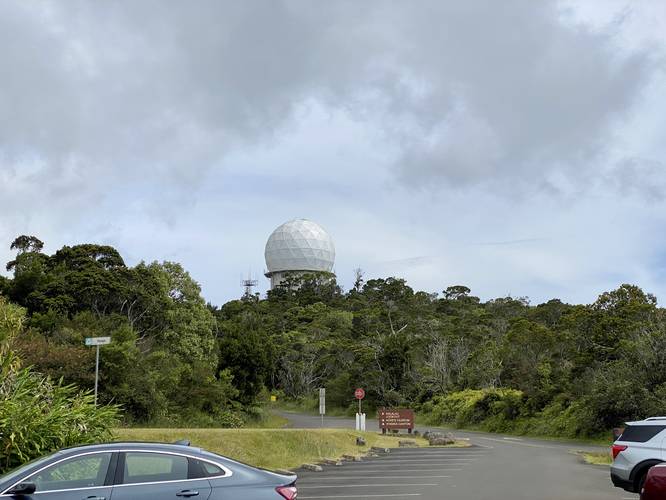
[2,234,666,445]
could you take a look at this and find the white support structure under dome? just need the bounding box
[264,219,335,289]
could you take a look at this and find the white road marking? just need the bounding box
[476,436,562,449]
[330,462,473,468]
[298,475,452,480]
[375,450,488,458]
[366,456,483,459]
[307,468,464,473]
[299,494,422,499]
[358,458,480,463]
[299,483,438,489]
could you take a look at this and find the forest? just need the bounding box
[2,235,666,446]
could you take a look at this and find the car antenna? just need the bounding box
[173,439,191,446]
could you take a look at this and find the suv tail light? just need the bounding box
[611,444,628,460]
[276,485,297,499]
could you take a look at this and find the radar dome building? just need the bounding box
[264,219,336,289]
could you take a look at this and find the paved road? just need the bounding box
[279,411,638,500]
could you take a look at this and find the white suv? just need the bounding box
[611,417,666,493]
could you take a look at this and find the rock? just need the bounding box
[425,430,456,446]
[301,464,323,472]
[342,454,362,462]
[399,440,418,447]
[370,447,390,454]
[429,436,455,446]
[323,458,343,466]
[356,437,366,446]
[274,469,296,475]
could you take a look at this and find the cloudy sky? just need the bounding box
[1,0,665,306]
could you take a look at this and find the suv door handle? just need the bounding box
[85,497,106,500]
[176,491,199,497]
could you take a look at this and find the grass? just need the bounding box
[114,428,431,471]
[577,451,612,466]
[244,411,291,429]
[274,399,354,418]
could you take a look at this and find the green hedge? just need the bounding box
[424,389,525,431]
[422,389,606,439]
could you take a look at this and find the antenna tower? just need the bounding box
[241,270,259,299]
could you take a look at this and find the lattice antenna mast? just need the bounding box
[241,269,259,299]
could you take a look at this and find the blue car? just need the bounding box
[0,441,297,499]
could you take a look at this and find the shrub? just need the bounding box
[426,389,526,430]
[0,297,119,473]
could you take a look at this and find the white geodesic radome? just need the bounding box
[265,219,335,273]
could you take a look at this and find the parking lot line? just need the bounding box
[298,475,453,481]
[316,468,463,473]
[299,494,422,499]
[295,446,484,500]
[299,483,439,489]
[350,458,479,463]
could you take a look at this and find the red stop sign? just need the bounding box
[355,388,365,400]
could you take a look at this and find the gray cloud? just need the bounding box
[0,1,657,197]
[0,0,665,305]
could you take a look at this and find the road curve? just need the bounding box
[278,411,637,500]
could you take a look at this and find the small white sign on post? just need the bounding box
[85,337,112,405]
[319,388,326,427]
[85,337,111,346]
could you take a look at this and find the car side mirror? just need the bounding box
[7,482,36,495]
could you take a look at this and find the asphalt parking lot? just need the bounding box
[282,411,640,499]
[296,446,489,499]
[294,442,639,500]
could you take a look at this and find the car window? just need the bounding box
[620,425,666,443]
[123,453,188,484]
[30,453,112,492]
[202,461,224,476]
[189,458,225,478]
[0,455,56,486]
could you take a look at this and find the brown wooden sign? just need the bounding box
[378,408,415,433]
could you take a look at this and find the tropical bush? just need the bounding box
[425,389,526,431]
[0,297,119,473]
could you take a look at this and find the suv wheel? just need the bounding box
[637,470,647,494]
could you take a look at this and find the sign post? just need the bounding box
[355,388,366,431]
[319,388,326,427]
[85,337,111,405]
[378,408,415,434]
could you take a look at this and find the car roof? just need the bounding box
[58,442,204,455]
[625,417,666,425]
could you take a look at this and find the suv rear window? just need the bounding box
[620,425,666,443]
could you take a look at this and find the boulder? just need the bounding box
[370,447,390,454]
[429,436,455,446]
[274,469,296,475]
[302,464,323,472]
[356,437,366,446]
[399,440,418,447]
